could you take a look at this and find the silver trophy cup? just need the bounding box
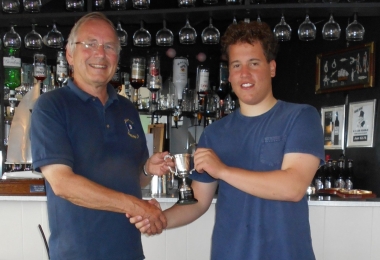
[164,153,198,205]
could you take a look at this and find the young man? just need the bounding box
[30,12,171,260]
[130,21,324,260]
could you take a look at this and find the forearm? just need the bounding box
[164,180,217,229]
[219,154,320,202]
[42,165,143,215]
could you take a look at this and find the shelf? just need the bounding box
[0,3,379,27]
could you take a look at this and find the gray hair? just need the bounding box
[66,12,120,54]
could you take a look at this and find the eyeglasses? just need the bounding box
[74,40,120,54]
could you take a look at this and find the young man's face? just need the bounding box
[228,42,276,107]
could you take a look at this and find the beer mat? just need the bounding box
[317,188,376,198]
[0,178,46,196]
[2,170,43,179]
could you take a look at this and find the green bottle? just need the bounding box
[3,47,21,93]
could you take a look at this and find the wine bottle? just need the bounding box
[334,158,345,188]
[334,112,339,145]
[216,62,229,100]
[324,159,334,189]
[345,159,354,190]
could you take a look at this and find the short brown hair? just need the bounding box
[221,21,278,62]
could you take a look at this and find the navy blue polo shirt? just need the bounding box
[30,79,149,260]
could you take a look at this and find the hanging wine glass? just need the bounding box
[3,25,21,49]
[24,24,43,49]
[133,20,151,47]
[2,0,20,13]
[23,0,42,12]
[156,20,174,46]
[109,0,126,10]
[45,23,65,48]
[273,15,292,42]
[201,18,220,45]
[322,14,341,41]
[178,0,195,7]
[130,57,146,107]
[179,17,197,44]
[346,13,365,41]
[116,21,128,47]
[298,14,317,41]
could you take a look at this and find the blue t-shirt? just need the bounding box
[30,79,149,260]
[191,100,324,260]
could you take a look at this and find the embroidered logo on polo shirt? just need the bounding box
[124,119,139,139]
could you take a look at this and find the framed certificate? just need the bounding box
[347,99,376,148]
[321,105,345,150]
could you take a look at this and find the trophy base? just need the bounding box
[177,198,198,205]
[177,188,198,205]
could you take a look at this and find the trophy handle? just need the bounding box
[164,154,177,175]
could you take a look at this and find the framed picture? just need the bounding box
[315,41,375,94]
[347,99,376,148]
[321,105,346,150]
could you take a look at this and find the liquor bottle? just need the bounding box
[146,55,162,111]
[196,64,210,96]
[324,159,334,189]
[110,62,121,91]
[324,111,332,145]
[196,64,210,117]
[216,62,229,99]
[345,159,354,190]
[172,57,188,105]
[334,112,339,145]
[130,57,146,106]
[56,50,69,87]
[314,165,324,191]
[335,158,345,188]
[216,62,229,118]
[3,47,21,107]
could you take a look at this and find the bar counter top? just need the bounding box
[1,191,380,207]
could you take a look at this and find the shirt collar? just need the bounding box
[66,78,119,105]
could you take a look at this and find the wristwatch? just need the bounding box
[143,164,152,177]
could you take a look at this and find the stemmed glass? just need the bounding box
[130,57,146,107]
[2,0,20,13]
[23,0,42,12]
[45,23,65,48]
[298,14,317,41]
[179,18,197,44]
[24,24,43,49]
[201,18,220,45]
[116,21,128,47]
[346,13,365,41]
[3,25,22,49]
[322,14,341,41]
[133,21,151,47]
[273,15,292,42]
[156,20,174,46]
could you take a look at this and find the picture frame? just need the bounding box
[347,99,376,148]
[315,41,375,94]
[321,105,346,150]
